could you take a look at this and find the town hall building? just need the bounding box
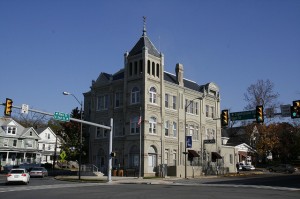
[83,21,224,177]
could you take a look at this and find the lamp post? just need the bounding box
[184,97,202,179]
[63,91,83,180]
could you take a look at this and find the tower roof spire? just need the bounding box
[142,16,147,36]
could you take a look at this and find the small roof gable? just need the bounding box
[20,127,41,140]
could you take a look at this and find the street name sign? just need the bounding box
[230,110,256,121]
[280,104,291,117]
[53,111,70,122]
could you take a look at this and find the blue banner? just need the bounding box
[186,136,192,148]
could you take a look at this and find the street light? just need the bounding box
[63,91,83,180]
[184,96,202,179]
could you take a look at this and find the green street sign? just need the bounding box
[53,111,70,122]
[230,110,256,121]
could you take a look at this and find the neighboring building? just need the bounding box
[0,117,41,168]
[36,127,62,164]
[84,21,224,177]
[221,126,258,171]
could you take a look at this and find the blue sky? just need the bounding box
[1,0,299,118]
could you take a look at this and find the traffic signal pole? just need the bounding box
[1,102,113,183]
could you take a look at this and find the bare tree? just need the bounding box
[13,111,48,128]
[244,79,280,111]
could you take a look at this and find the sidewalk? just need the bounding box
[54,172,263,184]
[54,175,181,184]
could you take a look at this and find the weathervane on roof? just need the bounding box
[143,16,147,36]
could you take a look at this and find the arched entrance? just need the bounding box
[148,146,157,173]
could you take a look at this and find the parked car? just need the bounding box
[241,164,255,171]
[6,168,30,185]
[267,164,296,173]
[29,167,48,177]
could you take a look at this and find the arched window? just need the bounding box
[149,117,157,134]
[134,61,138,75]
[156,63,159,77]
[149,87,157,104]
[147,60,151,74]
[152,62,155,76]
[139,60,143,74]
[129,63,133,76]
[131,87,140,104]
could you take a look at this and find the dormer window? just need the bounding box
[7,126,16,135]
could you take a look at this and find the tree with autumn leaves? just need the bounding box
[244,122,300,164]
[243,79,300,163]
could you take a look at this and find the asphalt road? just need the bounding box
[0,173,299,199]
[0,183,299,199]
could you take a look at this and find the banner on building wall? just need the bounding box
[186,136,192,148]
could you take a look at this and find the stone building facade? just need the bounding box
[84,22,223,177]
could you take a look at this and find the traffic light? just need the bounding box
[291,100,300,119]
[110,152,116,157]
[4,98,13,116]
[256,105,264,123]
[221,109,229,127]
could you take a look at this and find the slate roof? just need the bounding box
[128,29,160,57]
[164,72,201,92]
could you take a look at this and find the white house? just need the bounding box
[36,127,62,164]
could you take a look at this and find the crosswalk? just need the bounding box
[0,183,110,193]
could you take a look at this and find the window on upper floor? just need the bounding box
[3,139,8,147]
[173,122,177,138]
[42,144,45,150]
[130,116,140,134]
[131,87,140,104]
[211,106,215,118]
[149,87,157,104]
[206,105,215,118]
[139,60,143,74]
[152,62,155,76]
[26,140,33,148]
[156,63,159,77]
[186,100,198,115]
[165,120,169,136]
[193,126,199,141]
[206,105,209,117]
[96,122,109,139]
[206,128,215,140]
[7,126,16,135]
[29,131,33,136]
[114,120,124,137]
[115,91,123,108]
[134,61,138,75]
[97,95,109,111]
[13,140,17,147]
[173,96,177,110]
[129,63,133,76]
[48,133,50,139]
[165,94,169,108]
[48,145,51,150]
[147,60,151,74]
[149,117,157,134]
